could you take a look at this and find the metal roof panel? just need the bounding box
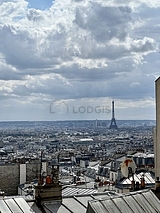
[132,193,157,213]
[14,197,33,213]
[43,203,71,213]
[63,197,86,213]
[87,200,109,213]
[101,199,120,213]
[123,195,144,213]
[0,200,12,213]
[141,190,160,212]
[4,199,23,213]
[112,197,132,213]
[87,190,160,213]
[74,195,94,207]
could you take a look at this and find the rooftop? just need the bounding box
[87,189,160,213]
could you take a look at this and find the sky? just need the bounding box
[0,0,160,121]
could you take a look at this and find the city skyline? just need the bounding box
[0,0,159,121]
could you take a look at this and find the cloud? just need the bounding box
[75,4,132,42]
[0,0,158,120]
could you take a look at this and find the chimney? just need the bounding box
[35,163,62,206]
[140,174,145,189]
[20,164,26,185]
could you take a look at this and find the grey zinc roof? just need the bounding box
[0,197,33,213]
[63,197,87,213]
[74,195,94,207]
[86,189,160,213]
[0,200,12,213]
[43,202,71,213]
[43,197,87,213]
[5,188,159,213]
[43,191,119,213]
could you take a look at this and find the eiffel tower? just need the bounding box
[109,101,118,129]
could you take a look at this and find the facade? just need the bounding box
[0,162,40,195]
[154,77,160,183]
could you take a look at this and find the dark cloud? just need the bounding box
[75,4,132,41]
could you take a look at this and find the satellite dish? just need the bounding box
[121,158,136,178]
